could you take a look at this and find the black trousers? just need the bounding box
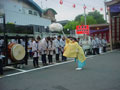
[33,57,39,67]
[92,48,98,55]
[41,54,47,65]
[103,47,106,52]
[61,52,67,61]
[96,48,100,54]
[56,54,59,62]
[0,59,3,75]
[92,48,96,55]
[48,55,53,63]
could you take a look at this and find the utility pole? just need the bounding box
[84,4,87,25]
[83,4,87,39]
[104,0,107,22]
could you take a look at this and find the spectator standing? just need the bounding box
[32,38,39,68]
[99,37,103,54]
[60,37,67,61]
[91,37,97,55]
[53,36,61,63]
[40,37,50,66]
[102,37,107,52]
[95,36,100,54]
[47,38,55,64]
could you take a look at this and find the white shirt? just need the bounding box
[53,39,61,54]
[40,38,48,54]
[92,39,97,48]
[102,39,107,47]
[47,41,55,55]
[60,39,65,48]
[32,41,39,57]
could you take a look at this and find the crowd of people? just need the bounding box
[27,35,67,68]
[0,35,108,71]
[78,36,108,55]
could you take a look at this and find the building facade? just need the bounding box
[0,0,52,37]
[42,8,57,22]
[90,24,109,42]
[106,0,120,48]
[0,0,51,26]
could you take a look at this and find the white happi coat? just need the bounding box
[95,37,101,48]
[47,41,55,55]
[53,39,61,54]
[60,39,65,52]
[91,39,97,48]
[32,41,39,57]
[40,38,48,55]
[102,39,107,47]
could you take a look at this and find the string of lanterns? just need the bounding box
[58,0,110,11]
[44,0,110,11]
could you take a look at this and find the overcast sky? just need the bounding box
[34,0,111,21]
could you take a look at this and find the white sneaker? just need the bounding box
[76,68,82,70]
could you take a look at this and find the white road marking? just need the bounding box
[0,50,115,79]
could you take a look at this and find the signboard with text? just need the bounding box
[76,25,89,35]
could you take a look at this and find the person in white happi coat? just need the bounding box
[32,38,39,68]
[60,37,67,61]
[91,37,97,55]
[47,37,55,64]
[95,36,100,54]
[102,37,107,52]
[40,37,50,66]
[53,35,61,62]
[98,37,103,54]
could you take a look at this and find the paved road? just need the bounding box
[0,51,120,90]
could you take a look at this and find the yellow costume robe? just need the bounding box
[63,39,86,63]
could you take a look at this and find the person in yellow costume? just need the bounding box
[63,37,86,70]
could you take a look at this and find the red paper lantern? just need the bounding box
[100,8,103,11]
[73,4,76,8]
[60,0,63,5]
[83,5,86,9]
[92,8,95,11]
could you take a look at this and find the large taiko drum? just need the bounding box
[8,43,26,61]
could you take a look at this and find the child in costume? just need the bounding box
[63,37,86,70]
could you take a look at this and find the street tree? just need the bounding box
[88,10,107,24]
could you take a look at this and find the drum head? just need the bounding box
[11,44,25,61]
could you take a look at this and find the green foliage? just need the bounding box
[79,16,97,25]
[64,10,106,33]
[74,14,83,22]
[88,10,107,24]
[64,21,80,30]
